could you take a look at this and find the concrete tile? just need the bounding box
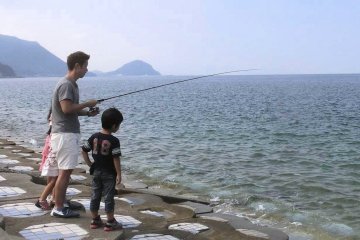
[140,210,164,217]
[72,198,104,210]
[70,175,87,181]
[131,234,180,240]
[66,187,82,196]
[101,214,142,228]
[26,157,41,162]
[174,201,213,215]
[168,222,209,234]
[116,197,135,206]
[8,166,34,172]
[0,202,48,217]
[0,175,6,181]
[0,159,20,164]
[237,229,270,239]
[19,223,88,240]
[0,186,26,198]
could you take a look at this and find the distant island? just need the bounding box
[99,60,160,76]
[0,34,161,77]
[0,62,16,78]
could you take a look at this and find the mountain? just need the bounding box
[0,62,16,78]
[107,60,160,76]
[0,34,66,77]
[0,35,160,77]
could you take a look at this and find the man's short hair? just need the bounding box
[101,108,123,129]
[67,51,90,70]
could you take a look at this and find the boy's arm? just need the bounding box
[113,156,121,184]
[81,150,92,167]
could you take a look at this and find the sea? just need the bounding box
[0,74,359,240]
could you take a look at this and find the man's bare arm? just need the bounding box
[60,99,97,114]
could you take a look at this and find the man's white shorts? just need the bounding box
[51,133,81,170]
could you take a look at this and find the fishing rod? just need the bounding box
[96,69,258,103]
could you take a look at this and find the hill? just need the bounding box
[0,34,66,77]
[0,62,16,78]
[107,60,160,76]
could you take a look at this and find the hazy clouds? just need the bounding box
[1,0,359,75]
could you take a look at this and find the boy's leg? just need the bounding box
[90,173,103,215]
[102,175,116,217]
[90,174,103,229]
[102,175,122,231]
[106,212,115,222]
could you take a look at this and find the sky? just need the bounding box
[1,0,359,75]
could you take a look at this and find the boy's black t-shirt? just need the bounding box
[82,132,121,175]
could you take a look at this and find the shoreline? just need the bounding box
[2,134,211,204]
[0,137,289,239]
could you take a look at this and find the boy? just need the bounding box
[82,107,123,231]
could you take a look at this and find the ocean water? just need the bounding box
[0,74,360,239]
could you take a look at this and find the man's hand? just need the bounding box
[86,99,98,108]
[61,99,99,114]
[88,107,100,116]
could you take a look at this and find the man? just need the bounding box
[50,51,99,218]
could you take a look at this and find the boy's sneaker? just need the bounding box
[50,207,80,218]
[90,216,103,229]
[35,200,51,210]
[104,219,122,231]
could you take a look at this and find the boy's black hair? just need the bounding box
[101,108,123,130]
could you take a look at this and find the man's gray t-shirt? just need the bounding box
[51,78,80,133]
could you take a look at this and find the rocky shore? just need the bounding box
[0,138,289,240]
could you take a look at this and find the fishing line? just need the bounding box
[96,69,258,103]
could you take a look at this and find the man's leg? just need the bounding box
[50,133,80,217]
[51,168,79,218]
[54,169,73,209]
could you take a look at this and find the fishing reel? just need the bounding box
[89,107,100,114]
